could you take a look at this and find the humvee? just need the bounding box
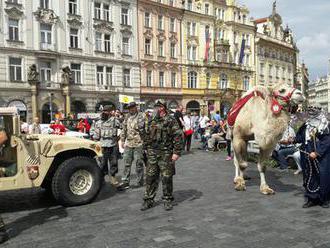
[0,107,104,206]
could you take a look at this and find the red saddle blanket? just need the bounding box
[227,91,264,127]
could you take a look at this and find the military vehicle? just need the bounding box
[0,107,103,206]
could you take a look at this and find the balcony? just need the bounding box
[215,39,230,47]
[40,42,55,51]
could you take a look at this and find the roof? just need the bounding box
[254,17,268,24]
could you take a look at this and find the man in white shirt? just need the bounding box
[198,112,210,136]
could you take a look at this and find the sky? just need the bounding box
[238,0,330,80]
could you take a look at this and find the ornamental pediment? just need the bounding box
[169,33,178,42]
[34,8,59,24]
[67,17,83,28]
[187,36,199,45]
[120,26,132,35]
[94,21,114,33]
[157,32,166,41]
[144,29,153,38]
[4,7,24,18]
[215,19,225,27]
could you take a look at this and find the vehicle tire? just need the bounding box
[51,156,103,207]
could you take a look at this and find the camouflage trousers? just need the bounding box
[143,149,175,202]
[121,146,144,185]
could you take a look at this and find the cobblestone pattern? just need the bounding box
[1,143,330,248]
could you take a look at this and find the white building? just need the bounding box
[308,74,330,112]
[0,0,140,122]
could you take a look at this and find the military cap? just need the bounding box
[154,99,167,108]
[127,101,137,109]
[102,105,114,112]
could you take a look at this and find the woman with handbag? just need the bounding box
[183,112,194,152]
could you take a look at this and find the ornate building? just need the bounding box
[308,68,330,113]
[181,0,255,116]
[138,0,183,110]
[0,0,140,122]
[254,1,298,88]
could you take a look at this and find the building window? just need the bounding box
[245,54,250,66]
[96,66,104,85]
[145,12,151,27]
[170,42,176,58]
[146,70,152,87]
[71,63,81,84]
[121,8,129,25]
[204,3,209,15]
[170,18,175,32]
[103,4,110,21]
[69,0,78,15]
[206,72,211,88]
[145,38,151,55]
[158,40,164,56]
[106,67,113,86]
[187,0,192,11]
[269,64,273,78]
[8,19,19,41]
[171,72,176,88]
[40,24,52,49]
[95,32,102,51]
[187,22,196,36]
[159,71,164,87]
[260,63,264,75]
[188,71,197,88]
[40,0,49,9]
[40,61,52,82]
[122,37,130,55]
[123,69,130,87]
[104,34,111,53]
[70,28,79,48]
[169,0,174,6]
[243,76,250,91]
[216,50,221,62]
[158,15,163,30]
[94,3,101,19]
[219,73,227,89]
[9,57,22,81]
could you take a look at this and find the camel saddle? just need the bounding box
[227,91,264,127]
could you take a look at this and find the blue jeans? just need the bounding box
[276,146,297,169]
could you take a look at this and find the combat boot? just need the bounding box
[140,200,154,211]
[117,181,130,191]
[164,201,173,211]
[110,176,119,187]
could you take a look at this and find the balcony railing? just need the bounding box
[40,42,55,51]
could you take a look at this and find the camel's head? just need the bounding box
[272,83,305,106]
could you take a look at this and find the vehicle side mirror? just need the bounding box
[12,116,20,135]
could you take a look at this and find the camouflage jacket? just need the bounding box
[120,112,145,148]
[144,113,183,156]
[90,117,121,147]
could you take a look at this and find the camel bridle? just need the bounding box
[272,88,297,113]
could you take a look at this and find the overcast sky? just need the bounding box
[238,0,330,80]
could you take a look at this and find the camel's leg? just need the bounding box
[258,149,275,195]
[232,137,248,191]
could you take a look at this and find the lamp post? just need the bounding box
[49,93,54,122]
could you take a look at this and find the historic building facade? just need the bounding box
[138,0,183,110]
[254,2,298,88]
[182,0,255,116]
[308,72,330,113]
[0,0,140,122]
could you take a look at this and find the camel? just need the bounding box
[229,83,305,195]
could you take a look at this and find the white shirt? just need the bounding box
[183,115,193,130]
[279,126,296,148]
[199,116,210,129]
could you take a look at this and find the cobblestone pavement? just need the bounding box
[1,142,330,248]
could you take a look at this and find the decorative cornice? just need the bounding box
[67,17,83,28]
[94,21,114,33]
[4,6,24,18]
[34,8,59,24]
[120,26,132,35]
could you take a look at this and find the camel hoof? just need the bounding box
[234,177,246,191]
[260,185,275,195]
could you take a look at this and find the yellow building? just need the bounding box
[181,0,255,116]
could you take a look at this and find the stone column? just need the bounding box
[29,81,39,119]
[62,85,71,117]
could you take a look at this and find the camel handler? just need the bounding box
[0,125,9,243]
[141,99,184,211]
[118,102,146,190]
[90,105,121,186]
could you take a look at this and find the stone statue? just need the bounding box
[263,24,270,35]
[27,64,39,82]
[61,66,73,85]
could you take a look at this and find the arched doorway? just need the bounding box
[220,101,231,118]
[71,101,86,114]
[95,101,116,112]
[186,100,200,114]
[8,100,27,122]
[42,102,58,123]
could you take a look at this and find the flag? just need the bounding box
[239,38,246,64]
[204,27,211,62]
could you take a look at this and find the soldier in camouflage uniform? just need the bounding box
[118,102,145,189]
[141,99,183,211]
[0,125,9,243]
[90,105,121,186]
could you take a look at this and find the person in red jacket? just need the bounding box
[50,119,66,135]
